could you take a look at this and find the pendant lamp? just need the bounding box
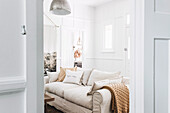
[50,0,71,15]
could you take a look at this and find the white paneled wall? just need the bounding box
[60,3,95,68]
[44,0,130,75]
[93,0,130,76]
[44,0,95,69]
[60,27,75,67]
[44,25,57,53]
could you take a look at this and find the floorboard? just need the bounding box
[46,104,63,113]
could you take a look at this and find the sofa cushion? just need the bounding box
[44,76,49,84]
[64,86,93,110]
[78,68,93,85]
[45,82,80,98]
[87,69,121,86]
[47,71,60,83]
[63,70,84,85]
[57,67,77,82]
[87,77,122,95]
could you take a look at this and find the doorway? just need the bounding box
[42,0,137,113]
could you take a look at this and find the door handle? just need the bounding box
[124,48,128,51]
[21,25,26,35]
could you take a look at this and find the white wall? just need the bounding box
[44,0,95,69]
[44,25,57,53]
[92,0,130,75]
[43,0,130,75]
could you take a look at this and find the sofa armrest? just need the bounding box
[44,76,49,84]
[93,89,112,113]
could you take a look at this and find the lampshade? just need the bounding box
[50,0,71,15]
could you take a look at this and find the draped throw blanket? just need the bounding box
[102,83,129,113]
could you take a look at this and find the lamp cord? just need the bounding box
[44,13,59,28]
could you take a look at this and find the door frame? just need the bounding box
[130,0,144,112]
[26,0,44,112]
[34,0,145,112]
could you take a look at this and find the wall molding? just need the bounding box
[154,0,170,15]
[0,76,26,94]
[85,57,123,61]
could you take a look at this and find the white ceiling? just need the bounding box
[77,0,113,7]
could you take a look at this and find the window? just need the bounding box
[126,14,130,25]
[103,25,113,51]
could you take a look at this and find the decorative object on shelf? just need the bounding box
[77,31,82,45]
[50,0,71,15]
[74,61,82,68]
[74,49,81,61]
[73,31,83,67]
[77,37,81,45]
[73,45,75,50]
[74,49,82,68]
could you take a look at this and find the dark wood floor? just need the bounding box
[46,104,63,113]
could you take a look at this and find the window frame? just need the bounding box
[102,24,115,53]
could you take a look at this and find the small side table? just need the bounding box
[44,94,55,113]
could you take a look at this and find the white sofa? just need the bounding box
[44,69,129,113]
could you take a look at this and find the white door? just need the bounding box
[0,0,26,113]
[144,0,170,113]
[0,0,43,113]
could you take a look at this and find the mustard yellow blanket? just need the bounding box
[103,83,129,113]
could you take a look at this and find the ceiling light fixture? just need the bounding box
[50,0,71,15]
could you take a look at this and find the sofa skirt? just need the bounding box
[46,92,92,113]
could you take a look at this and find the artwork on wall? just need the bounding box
[44,52,57,74]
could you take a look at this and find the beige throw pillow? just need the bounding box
[87,78,122,95]
[87,70,121,86]
[57,67,77,82]
[47,72,60,83]
[63,70,84,85]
